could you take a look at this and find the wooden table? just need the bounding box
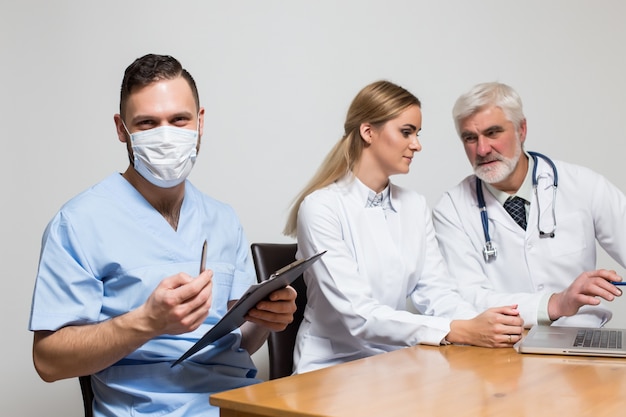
[210,344,626,417]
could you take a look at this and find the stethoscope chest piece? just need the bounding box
[483,240,497,262]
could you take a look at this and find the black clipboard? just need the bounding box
[172,250,325,366]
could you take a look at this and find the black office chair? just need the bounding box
[79,375,94,417]
[250,243,307,379]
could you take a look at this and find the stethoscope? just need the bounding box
[476,151,558,262]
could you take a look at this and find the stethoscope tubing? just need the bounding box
[476,151,558,261]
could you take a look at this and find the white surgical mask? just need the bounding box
[125,124,199,188]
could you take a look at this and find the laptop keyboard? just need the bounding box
[574,329,623,349]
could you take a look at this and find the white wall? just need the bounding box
[2,1,626,415]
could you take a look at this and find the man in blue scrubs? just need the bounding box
[29,54,296,416]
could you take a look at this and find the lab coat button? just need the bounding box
[537,284,544,290]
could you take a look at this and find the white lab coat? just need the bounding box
[294,175,478,374]
[433,156,626,326]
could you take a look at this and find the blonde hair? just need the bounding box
[283,80,421,237]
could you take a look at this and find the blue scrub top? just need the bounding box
[29,173,260,416]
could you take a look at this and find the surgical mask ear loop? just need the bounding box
[195,113,201,149]
[120,120,135,164]
[122,120,131,137]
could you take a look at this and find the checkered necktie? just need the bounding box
[503,196,527,230]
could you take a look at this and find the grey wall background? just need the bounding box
[2,1,626,415]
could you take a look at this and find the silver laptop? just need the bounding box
[518,325,626,357]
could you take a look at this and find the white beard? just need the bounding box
[474,140,523,184]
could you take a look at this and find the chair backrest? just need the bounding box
[79,375,94,417]
[250,243,307,379]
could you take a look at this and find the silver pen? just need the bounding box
[200,240,207,274]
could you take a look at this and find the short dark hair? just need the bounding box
[119,54,200,119]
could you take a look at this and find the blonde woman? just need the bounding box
[284,81,524,374]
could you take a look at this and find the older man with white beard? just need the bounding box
[433,82,625,328]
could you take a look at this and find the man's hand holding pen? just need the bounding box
[137,241,213,337]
